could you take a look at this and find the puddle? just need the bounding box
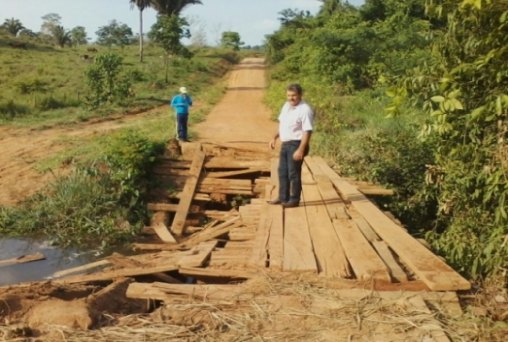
[0,237,102,286]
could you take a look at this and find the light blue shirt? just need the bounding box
[170,94,193,115]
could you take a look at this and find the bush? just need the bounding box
[0,100,29,119]
[0,129,164,247]
[15,78,49,94]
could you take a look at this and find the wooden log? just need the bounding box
[171,146,206,236]
[0,252,45,267]
[313,156,471,291]
[126,282,243,302]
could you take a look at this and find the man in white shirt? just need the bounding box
[269,84,314,208]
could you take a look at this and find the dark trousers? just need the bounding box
[278,141,305,203]
[176,113,188,140]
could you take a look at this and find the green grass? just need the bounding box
[0,32,235,127]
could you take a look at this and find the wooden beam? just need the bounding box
[171,146,206,236]
[179,216,241,248]
[52,260,111,278]
[126,282,243,302]
[178,267,254,279]
[0,252,45,267]
[151,211,177,243]
[372,240,409,282]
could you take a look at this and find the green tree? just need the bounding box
[220,31,243,50]
[129,0,152,62]
[86,52,132,107]
[2,18,24,36]
[51,25,72,48]
[150,0,202,16]
[96,20,134,47]
[394,0,508,279]
[70,26,88,46]
[40,13,62,35]
[148,14,191,82]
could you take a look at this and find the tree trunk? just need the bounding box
[139,9,144,63]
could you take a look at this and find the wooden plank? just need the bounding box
[52,259,111,278]
[268,204,284,270]
[248,204,270,267]
[314,157,471,291]
[171,146,206,236]
[358,186,394,196]
[0,252,45,267]
[332,218,391,281]
[151,211,177,243]
[311,157,360,202]
[372,240,409,282]
[179,216,240,247]
[178,240,218,267]
[283,206,318,272]
[349,209,381,242]
[126,282,242,302]
[270,158,279,201]
[302,183,350,278]
[407,296,451,342]
[207,168,262,178]
[178,267,254,279]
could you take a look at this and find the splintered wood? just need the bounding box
[50,142,469,294]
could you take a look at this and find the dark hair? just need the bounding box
[287,83,303,95]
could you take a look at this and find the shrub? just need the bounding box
[0,100,29,119]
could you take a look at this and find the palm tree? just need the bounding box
[130,0,152,62]
[51,25,71,48]
[150,0,203,16]
[2,18,24,36]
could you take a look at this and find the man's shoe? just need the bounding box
[267,199,282,205]
[282,201,299,208]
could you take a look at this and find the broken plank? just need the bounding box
[268,204,284,270]
[179,216,241,247]
[315,157,471,291]
[178,240,218,267]
[0,252,45,267]
[372,240,409,282]
[283,206,318,272]
[248,203,270,267]
[332,218,391,282]
[171,146,206,236]
[151,211,177,243]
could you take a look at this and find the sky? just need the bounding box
[1,0,364,46]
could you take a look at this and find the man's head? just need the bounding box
[286,83,303,107]
[179,86,187,94]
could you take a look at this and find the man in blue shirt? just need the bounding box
[170,86,193,141]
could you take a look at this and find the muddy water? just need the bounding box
[0,237,101,286]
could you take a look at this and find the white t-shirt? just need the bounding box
[278,100,314,142]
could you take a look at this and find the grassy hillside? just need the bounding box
[0,32,237,127]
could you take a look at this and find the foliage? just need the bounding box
[390,0,508,279]
[70,26,88,46]
[2,18,24,36]
[148,15,191,56]
[86,52,132,107]
[51,25,72,48]
[149,0,202,16]
[220,31,243,51]
[0,130,164,247]
[96,20,134,47]
[40,13,62,35]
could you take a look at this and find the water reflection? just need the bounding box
[0,237,100,286]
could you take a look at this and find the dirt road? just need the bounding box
[0,58,276,207]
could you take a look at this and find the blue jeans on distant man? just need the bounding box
[278,141,305,204]
[177,114,188,141]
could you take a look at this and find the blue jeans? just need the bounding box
[176,113,188,140]
[278,141,306,203]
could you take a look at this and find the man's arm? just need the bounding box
[293,131,311,161]
[269,131,279,150]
